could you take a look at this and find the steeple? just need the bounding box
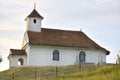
[25,4,44,32]
[25,9,43,20]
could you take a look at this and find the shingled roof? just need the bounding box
[26,28,110,55]
[25,9,43,19]
[10,49,26,55]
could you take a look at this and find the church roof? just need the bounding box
[26,28,110,55]
[10,49,26,55]
[25,9,43,19]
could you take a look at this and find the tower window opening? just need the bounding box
[33,19,36,23]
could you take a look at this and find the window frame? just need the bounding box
[53,50,59,61]
[79,51,86,62]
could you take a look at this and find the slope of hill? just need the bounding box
[57,65,120,80]
[0,65,119,80]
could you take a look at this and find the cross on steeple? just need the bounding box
[34,3,36,9]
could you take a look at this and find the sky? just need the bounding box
[0,0,120,71]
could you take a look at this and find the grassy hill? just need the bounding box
[0,65,120,80]
[57,65,120,80]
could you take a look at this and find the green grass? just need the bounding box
[0,65,119,80]
[57,65,120,80]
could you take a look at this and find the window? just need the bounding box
[79,51,86,62]
[53,50,59,61]
[33,19,36,23]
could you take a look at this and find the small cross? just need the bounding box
[34,3,36,9]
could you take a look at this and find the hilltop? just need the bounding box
[0,65,120,80]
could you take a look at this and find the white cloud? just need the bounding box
[96,0,113,3]
[0,24,25,31]
[0,46,9,71]
[0,38,22,48]
[0,57,9,71]
[0,37,22,71]
[107,49,119,63]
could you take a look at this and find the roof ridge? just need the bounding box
[26,28,84,34]
[41,28,83,32]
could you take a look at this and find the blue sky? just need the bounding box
[0,0,120,71]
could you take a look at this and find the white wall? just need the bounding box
[25,45,30,65]
[26,17,42,32]
[9,55,27,67]
[27,45,107,66]
[85,50,106,64]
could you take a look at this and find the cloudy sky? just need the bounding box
[0,0,120,71]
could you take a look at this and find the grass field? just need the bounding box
[57,65,120,80]
[0,65,119,80]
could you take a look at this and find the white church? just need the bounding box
[8,8,110,68]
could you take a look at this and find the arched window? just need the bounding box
[79,51,86,62]
[18,58,24,65]
[33,19,36,23]
[53,50,59,61]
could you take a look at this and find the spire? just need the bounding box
[25,4,44,20]
[25,4,44,32]
[27,9,43,18]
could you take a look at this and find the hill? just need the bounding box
[0,65,119,80]
[57,65,120,80]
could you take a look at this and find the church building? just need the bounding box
[8,8,110,68]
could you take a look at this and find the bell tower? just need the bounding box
[25,4,43,32]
